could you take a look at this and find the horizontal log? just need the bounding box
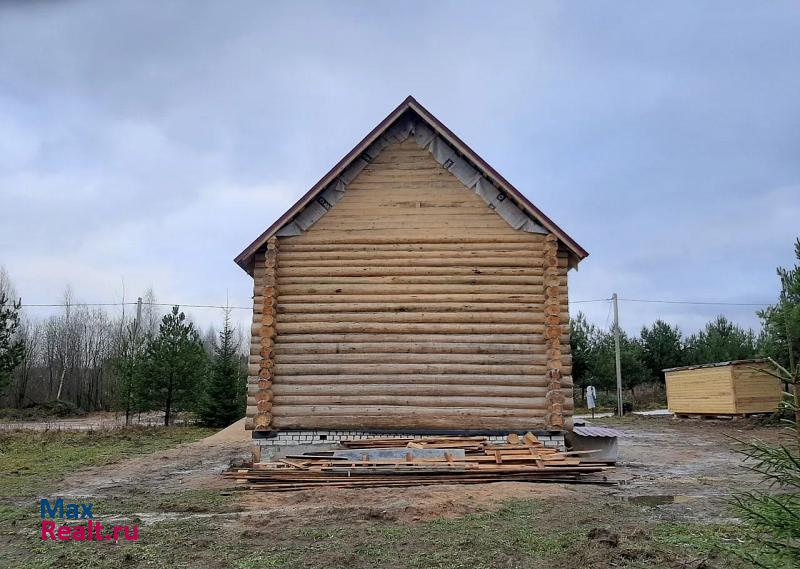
[277,312,550,324]
[330,199,488,211]
[278,241,544,253]
[274,363,567,375]
[277,333,544,344]
[281,234,543,245]
[277,294,546,305]
[310,217,513,232]
[277,284,544,295]
[271,405,547,418]
[277,249,546,262]
[271,415,548,430]
[316,211,523,222]
[275,322,545,335]
[271,395,573,410]
[285,230,547,243]
[271,383,561,397]
[273,342,547,355]
[277,302,551,314]
[278,266,567,279]
[274,353,549,365]
[277,275,550,286]
[272,373,573,387]
[281,257,547,268]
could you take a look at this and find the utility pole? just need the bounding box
[612,293,624,416]
[135,297,143,336]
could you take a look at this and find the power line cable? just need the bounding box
[619,298,771,307]
[21,301,253,310]
[18,296,772,310]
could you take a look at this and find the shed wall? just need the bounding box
[665,367,736,414]
[246,139,572,431]
[731,363,783,414]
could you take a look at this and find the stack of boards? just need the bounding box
[226,433,615,491]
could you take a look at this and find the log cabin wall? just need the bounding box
[245,138,573,432]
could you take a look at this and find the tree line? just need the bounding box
[0,271,245,427]
[571,238,800,406]
[1,238,798,420]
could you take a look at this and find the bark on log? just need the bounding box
[274,333,542,344]
[275,322,546,335]
[270,373,573,387]
[274,363,570,375]
[270,383,564,397]
[271,395,573,409]
[271,415,548,430]
[271,405,550,418]
[277,294,547,305]
[272,342,548,355]
[273,352,549,365]
[276,311,551,324]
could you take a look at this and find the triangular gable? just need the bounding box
[235,96,588,274]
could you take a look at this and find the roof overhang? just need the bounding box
[235,96,588,275]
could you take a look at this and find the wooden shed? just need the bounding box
[664,359,783,416]
[235,96,588,438]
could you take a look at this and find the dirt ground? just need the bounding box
[56,416,791,524]
[3,415,793,568]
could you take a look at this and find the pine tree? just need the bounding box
[640,320,684,383]
[140,306,208,426]
[0,292,24,395]
[198,309,244,427]
[731,237,800,567]
[113,319,148,426]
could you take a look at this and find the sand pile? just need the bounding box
[202,417,249,443]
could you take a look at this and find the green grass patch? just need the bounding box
[0,497,760,569]
[652,522,753,556]
[0,427,214,497]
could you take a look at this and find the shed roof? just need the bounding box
[662,358,768,373]
[235,96,588,274]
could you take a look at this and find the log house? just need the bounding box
[235,96,588,439]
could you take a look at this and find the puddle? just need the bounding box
[623,494,702,507]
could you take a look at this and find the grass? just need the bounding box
[652,522,752,555]
[0,427,215,497]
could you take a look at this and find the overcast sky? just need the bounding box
[1,1,798,337]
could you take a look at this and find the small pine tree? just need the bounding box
[731,238,800,567]
[0,292,24,395]
[140,306,208,426]
[198,309,244,427]
[732,391,800,567]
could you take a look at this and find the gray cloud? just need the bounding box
[1,0,798,335]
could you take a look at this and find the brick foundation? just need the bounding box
[253,431,566,451]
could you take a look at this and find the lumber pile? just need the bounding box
[225,433,614,491]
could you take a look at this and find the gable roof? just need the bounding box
[235,96,588,274]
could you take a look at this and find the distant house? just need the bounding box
[664,359,783,416]
[234,96,588,444]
